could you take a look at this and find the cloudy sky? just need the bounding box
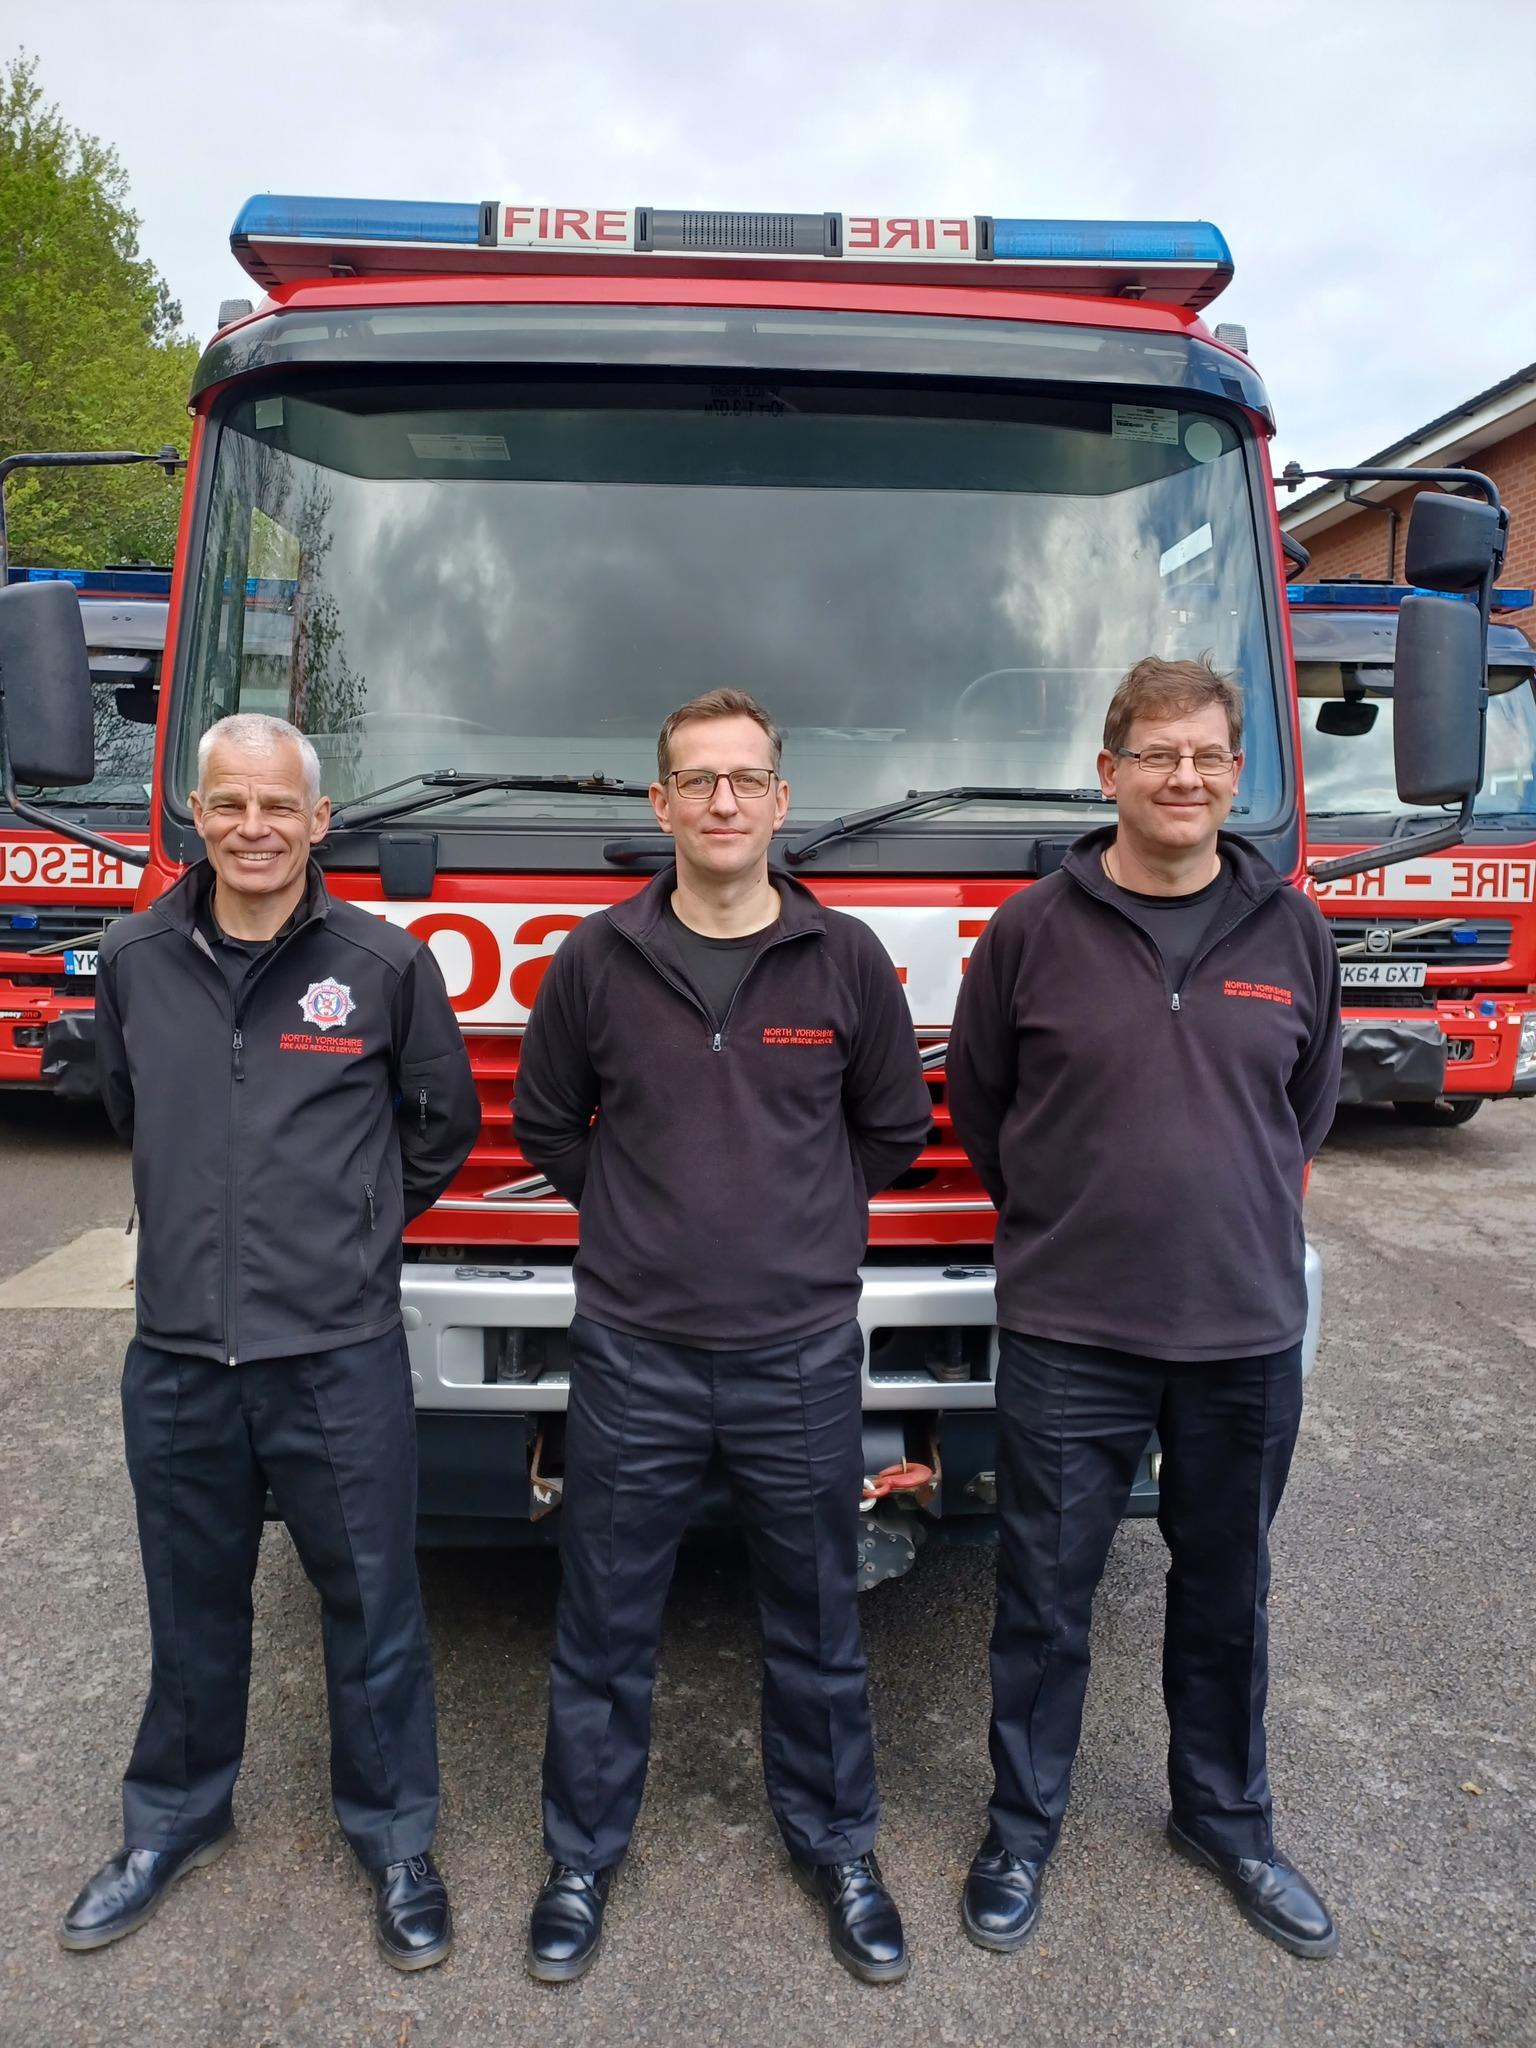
[15,0,1535,480]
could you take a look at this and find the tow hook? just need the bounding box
[530,1426,563,1521]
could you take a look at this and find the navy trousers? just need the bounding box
[118,1332,439,1871]
[543,1314,877,1871]
[987,1330,1304,1864]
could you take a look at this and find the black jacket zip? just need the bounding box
[189,911,323,1365]
[514,862,932,1350]
[1091,882,1267,1016]
[94,859,481,1367]
[615,919,813,1052]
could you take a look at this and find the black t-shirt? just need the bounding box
[199,900,301,1001]
[663,900,777,1026]
[1102,859,1233,995]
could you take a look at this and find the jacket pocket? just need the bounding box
[359,1178,376,1312]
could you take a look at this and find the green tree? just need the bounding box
[0,52,200,567]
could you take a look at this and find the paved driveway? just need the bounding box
[1,1096,1532,2046]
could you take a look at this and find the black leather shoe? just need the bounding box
[1168,1817,1339,1959]
[372,1852,452,1971]
[962,1830,1045,1951]
[791,1852,909,1984]
[59,1829,234,1952]
[526,1862,616,1983]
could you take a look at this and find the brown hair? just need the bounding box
[656,688,784,780]
[1102,656,1243,755]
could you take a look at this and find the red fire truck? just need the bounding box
[1293,582,1536,1126]
[0,568,166,1092]
[0,198,1505,1560]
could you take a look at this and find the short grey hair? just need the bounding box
[196,713,323,804]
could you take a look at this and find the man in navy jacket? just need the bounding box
[948,657,1342,1962]
[61,715,478,1971]
[514,689,931,1986]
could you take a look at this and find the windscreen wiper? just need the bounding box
[784,785,1110,867]
[330,769,652,833]
[17,794,146,808]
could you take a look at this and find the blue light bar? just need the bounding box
[6,566,171,596]
[1289,582,1533,614]
[230,195,1234,308]
[991,218,1230,267]
[233,195,482,246]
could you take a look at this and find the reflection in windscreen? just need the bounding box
[20,599,162,807]
[176,379,1282,831]
[1301,674,1536,821]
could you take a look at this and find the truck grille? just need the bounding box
[0,905,114,948]
[418,1027,995,1240]
[1330,916,1512,966]
[1340,987,1439,1010]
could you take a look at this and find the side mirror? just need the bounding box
[1393,595,1484,805]
[1404,492,1506,593]
[0,580,95,783]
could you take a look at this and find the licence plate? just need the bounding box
[63,949,98,977]
[1340,960,1427,988]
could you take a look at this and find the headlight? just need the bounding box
[1517,1013,1536,1079]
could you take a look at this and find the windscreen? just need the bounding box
[1300,667,1536,823]
[174,376,1285,835]
[16,599,163,808]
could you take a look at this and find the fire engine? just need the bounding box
[0,568,166,1092]
[0,198,1504,1565]
[1293,582,1536,1126]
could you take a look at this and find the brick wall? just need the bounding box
[1291,418,1536,635]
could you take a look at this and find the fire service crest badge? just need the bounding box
[298,978,356,1032]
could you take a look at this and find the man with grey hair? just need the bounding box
[60,714,480,1971]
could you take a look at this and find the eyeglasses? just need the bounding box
[667,768,779,800]
[1116,747,1238,777]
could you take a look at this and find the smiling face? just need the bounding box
[649,713,790,886]
[1097,699,1242,861]
[191,736,331,911]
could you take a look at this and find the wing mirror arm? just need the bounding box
[0,446,184,582]
[1308,797,1474,886]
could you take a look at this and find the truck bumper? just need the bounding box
[402,1248,1326,1415]
[0,952,95,1093]
[404,1245,1324,1539]
[1339,1001,1535,1107]
[1337,1016,1446,1106]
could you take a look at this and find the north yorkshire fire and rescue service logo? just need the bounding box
[298,978,356,1032]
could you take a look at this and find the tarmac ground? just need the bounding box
[1,1091,1533,2047]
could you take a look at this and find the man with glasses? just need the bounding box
[947,657,1342,1962]
[513,688,931,1985]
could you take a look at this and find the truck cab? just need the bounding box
[0,199,1506,1559]
[0,568,165,1091]
[1294,582,1536,1124]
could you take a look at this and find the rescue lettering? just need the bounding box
[368,898,1012,1029]
[762,1026,835,1047]
[1315,857,1536,904]
[0,840,131,891]
[1224,980,1293,1006]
